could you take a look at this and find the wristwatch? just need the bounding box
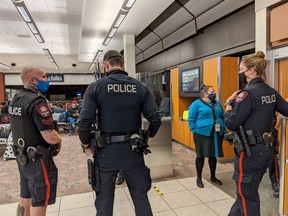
[81,143,89,153]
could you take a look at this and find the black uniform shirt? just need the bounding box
[79,70,161,144]
[224,77,288,136]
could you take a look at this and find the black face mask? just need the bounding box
[239,72,247,84]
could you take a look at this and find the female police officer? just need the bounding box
[78,50,161,216]
[224,51,288,216]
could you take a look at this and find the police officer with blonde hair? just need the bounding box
[9,66,62,216]
[79,50,161,216]
[224,51,288,216]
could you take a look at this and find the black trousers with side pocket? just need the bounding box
[228,144,272,216]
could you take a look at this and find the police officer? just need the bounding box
[224,51,288,216]
[78,50,161,216]
[9,66,62,216]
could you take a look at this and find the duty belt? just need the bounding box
[253,132,273,146]
[26,145,53,161]
[107,135,129,143]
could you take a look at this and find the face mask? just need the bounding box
[36,79,50,93]
[208,93,216,102]
[239,72,247,84]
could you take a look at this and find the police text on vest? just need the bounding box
[261,94,276,104]
[9,106,23,116]
[107,84,137,93]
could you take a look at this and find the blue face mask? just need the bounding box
[36,79,50,93]
[208,93,216,102]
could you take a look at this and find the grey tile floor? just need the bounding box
[0,175,279,216]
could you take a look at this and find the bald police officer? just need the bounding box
[79,50,161,216]
[9,66,62,216]
[224,51,288,216]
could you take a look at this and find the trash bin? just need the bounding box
[142,116,173,179]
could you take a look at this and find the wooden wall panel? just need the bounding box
[220,57,239,104]
[203,58,218,90]
[278,59,288,214]
[270,2,288,44]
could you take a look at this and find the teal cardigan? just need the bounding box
[188,99,225,137]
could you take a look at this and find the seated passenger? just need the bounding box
[53,103,66,113]
[66,100,80,135]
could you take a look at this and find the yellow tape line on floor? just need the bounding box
[153,186,163,196]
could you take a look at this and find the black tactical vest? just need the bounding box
[243,78,276,136]
[97,74,143,134]
[9,89,49,148]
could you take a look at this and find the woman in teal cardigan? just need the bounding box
[188,85,225,188]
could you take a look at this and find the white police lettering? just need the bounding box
[107,84,137,93]
[8,106,22,116]
[261,94,276,104]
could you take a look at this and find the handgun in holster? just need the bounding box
[231,131,245,155]
[87,157,100,193]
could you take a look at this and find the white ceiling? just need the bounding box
[0,0,253,72]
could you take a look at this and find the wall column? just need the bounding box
[123,34,136,78]
[0,72,5,101]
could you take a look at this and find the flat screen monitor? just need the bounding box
[181,67,200,94]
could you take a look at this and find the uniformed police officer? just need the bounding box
[224,51,288,216]
[9,66,62,216]
[78,50,161,216]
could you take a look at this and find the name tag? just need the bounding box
[215,123,220,132]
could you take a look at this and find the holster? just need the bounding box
[95,130,106,148]
[16,146,27,166]
[87,158,100,192]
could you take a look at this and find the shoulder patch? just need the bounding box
[36,104,51,117]
[42,118,53,125]
[235,91,249,103]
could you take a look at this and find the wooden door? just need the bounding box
[278,59,288,215]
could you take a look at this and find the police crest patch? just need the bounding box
[235,91,248,103]
[36,104,50,117]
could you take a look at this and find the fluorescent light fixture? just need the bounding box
[27,22,37,34]
[124,0,136,8]
[52,62,59,70]
[0,63,12,70]
[103,37,112,46]
[89,50,103,70]
[89,63,95,71]
[108,27,118,38]
[114,14,126,28]
[34,34,44,43]
[12,0,45,43]
[42,48,59,70]
[16,6,31,22]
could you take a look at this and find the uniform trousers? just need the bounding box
[95,142,152,216]
[228,144,273,216]
[269,151,279,185]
